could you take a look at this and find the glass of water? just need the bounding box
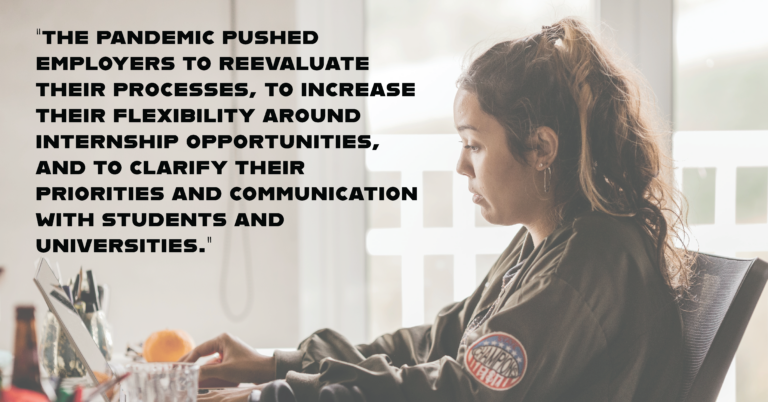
[122,363,199,402]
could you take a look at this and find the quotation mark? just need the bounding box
[198,237,212,253]
[37,28,41,35]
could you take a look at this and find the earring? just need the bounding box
[544,166,552,193]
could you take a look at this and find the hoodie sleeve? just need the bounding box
[280,272,607,402]
[274,299,465,379]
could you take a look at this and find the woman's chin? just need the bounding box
[481,208,522,227]
[479,208,499,225]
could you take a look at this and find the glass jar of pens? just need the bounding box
[40,268,113,378]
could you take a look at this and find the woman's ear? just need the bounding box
[532,126,558,170]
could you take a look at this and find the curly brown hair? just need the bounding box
[457,17,693,295]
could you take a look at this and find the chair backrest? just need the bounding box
[678,254,768,402]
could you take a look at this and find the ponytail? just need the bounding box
[458,17,693,295]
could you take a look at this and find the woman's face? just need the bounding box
[454,89,539,226]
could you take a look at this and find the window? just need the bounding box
[675,0,768,400]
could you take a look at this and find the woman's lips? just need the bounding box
[472,193,484,204]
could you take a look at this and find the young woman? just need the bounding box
[183,17,693,402]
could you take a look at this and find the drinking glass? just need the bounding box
[122,363,199,402]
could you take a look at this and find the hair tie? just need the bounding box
[541,25,565,43]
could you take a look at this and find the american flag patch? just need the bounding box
[465,332,527,390]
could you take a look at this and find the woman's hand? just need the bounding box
[197,385,266,402]
[178,333,276,385]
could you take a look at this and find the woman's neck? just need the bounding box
[525,214,558,247]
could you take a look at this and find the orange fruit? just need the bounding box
[143,329,195,362]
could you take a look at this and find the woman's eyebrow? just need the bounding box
[456,124,479,132]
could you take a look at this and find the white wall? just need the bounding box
[294,0,367,342]
[600,0,673,122]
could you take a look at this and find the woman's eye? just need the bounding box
[458,141,479,152]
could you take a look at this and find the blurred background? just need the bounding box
[1,0,766,401]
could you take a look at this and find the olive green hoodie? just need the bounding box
[275,211,684,401]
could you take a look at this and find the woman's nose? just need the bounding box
[456,151,474,178]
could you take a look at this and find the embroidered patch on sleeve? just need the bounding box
[465,332,527,390]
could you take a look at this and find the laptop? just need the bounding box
[34,258,113,402]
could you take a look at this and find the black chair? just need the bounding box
[678,254,768,402]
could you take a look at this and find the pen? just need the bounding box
[62,285,73,304]
[72,273,80,302]
[82,373,130,402]
[77,267,84,302]
[86,270,100,312]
